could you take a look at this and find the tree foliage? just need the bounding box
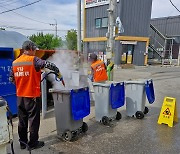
[29,32,63,50]
[65,29,77,50]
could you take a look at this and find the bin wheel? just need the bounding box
[82,122,88,133]
[135,111,144,119]
[63,130,72,141]
[116,112,122,120]
[102,116,110,125]
[144,106,149,114]
[73,131,78,139]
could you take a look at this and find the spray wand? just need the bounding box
[56,72,66,87]
[41,71,65,87]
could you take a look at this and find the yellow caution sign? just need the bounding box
[158,97,178,127]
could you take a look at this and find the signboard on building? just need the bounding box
[120,41,137,45]
[85,0,119,8]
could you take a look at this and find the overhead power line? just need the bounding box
[0,0,13,4]
[169,0,180,13]
[1,6,51,25]
[0,0,42,14]
[0,25,69,32]
[0,4,54,25]
[13,11,52,25]
[0,1,54,26]
[0,0,21,6]
[0,0,24,7]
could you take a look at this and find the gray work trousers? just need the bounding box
[17,97,40,146]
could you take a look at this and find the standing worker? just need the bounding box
[9,40,64,151]
[89,53,108,82]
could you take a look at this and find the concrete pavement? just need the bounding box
[7,65,180,154]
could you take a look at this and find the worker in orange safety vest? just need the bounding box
[10,40,63,151]
[89,53,108,82]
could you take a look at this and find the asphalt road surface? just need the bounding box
[7,65,180,154]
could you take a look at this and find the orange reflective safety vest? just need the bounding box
[91,60,108,82]
[12,54,41,97]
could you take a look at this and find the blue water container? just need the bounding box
[110,82,125,109]
[0,47,17,115]
[145,79,155,104]
[71,87,90,120]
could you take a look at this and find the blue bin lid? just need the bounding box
[145,79,155,104]
[71,87,90,120]
[110,82,125,109]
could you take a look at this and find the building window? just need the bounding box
[102,17,108,28]
[95,18,101,28]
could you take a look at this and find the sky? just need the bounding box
[0,0,180,38]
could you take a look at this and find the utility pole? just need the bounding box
[106,0,117,80]
[77,0,81,55]
[50,19,57,37]
[54,19,57,38]
[77,0,81,69]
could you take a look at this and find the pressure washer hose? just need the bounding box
[41,71,65,87]
[6,106,32,154]
[6,72,64,154]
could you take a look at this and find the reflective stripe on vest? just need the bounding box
[13,61,33,66]
[91,60,108,82]
[13,55,41,97]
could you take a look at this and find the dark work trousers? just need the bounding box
[17,97,40,146]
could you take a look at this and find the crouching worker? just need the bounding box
[9,40,63,151]
[89,53,108,82]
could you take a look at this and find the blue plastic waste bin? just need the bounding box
[49,87,90,141]
[0,47,17,115]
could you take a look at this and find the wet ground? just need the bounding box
[7,65,180,154]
